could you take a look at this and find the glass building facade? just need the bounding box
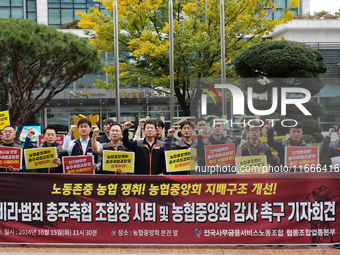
[0,0,37,21]
[266,0,299,19]
[47,0,110,28]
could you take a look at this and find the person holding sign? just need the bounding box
[97,123,130,174]
[63,119,101,172]
[236,121,274,168]
[165,121,197,175]
[23,126,68,173]
[267,121,311,168]
[0,126,23,172]
[166,121,197,150]
[123,121,166,175]
[196,118,233,166]
[321,126,340,158]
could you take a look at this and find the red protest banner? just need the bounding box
[191,135,209,140]
[204,144,235,166]
[0,173,338,245]
[38,135,65,147]
[0,146,22,169]
[62,155,94,174]
[285,147,319,169]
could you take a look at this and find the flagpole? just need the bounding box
[114,0,120,123]
[169,0,174,124]
[220,0,227,118]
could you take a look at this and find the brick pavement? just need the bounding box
[0,244,339,254]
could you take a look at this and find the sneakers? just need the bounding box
[334,244,340,249]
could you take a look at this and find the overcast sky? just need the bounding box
[310,0,340,13]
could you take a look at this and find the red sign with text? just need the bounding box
[204,144,235,166]
[191,135,209,140]
[38,135,65,147]
[0,146,22,169]
[62,155,94,174]
[285,147,319,169]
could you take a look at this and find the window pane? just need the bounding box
[74,0,86,3]
[0,0,10,6]
[0,7,10,18]
[74,3,85,7]
[87,3,100,8]
[27,11,37,21]
[12,7,23,18]
[48,9,60,24]
[274,0,286,8]
[48,0,60,3]
[60,3,72,7]
[273,9,283,19]
[27,1,36,11]
[61,9,73,24]
[12,0,23,6]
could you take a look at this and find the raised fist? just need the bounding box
[239,139,247,148]
[69,125,76,133]
[92,125,100,137]
[167,128,175,137]
[269,120,276,129]
[139,119,146,127]
[328,128,335,137]
[124,122,132,130]
[26,128,35,139]
[198,128,205,136]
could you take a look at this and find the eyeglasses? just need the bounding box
[249,129,260,132]
[3,130,14,134]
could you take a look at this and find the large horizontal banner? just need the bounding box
[0,173,339,245]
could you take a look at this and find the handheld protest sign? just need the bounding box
[204,144,235,166]
[285,147,319,170]
[102,150,135,173]
[235,155,268,174]
[191,135,209,140]
[165,149,196,172]
[38,134,65,147]
[0,111,10,129]
[0,146,22,169]
[331,156,340,171]
[62,155,94,174]
[260,136,286,155]
[24,147,57,170]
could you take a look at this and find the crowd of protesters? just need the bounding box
[0,117,338,174]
